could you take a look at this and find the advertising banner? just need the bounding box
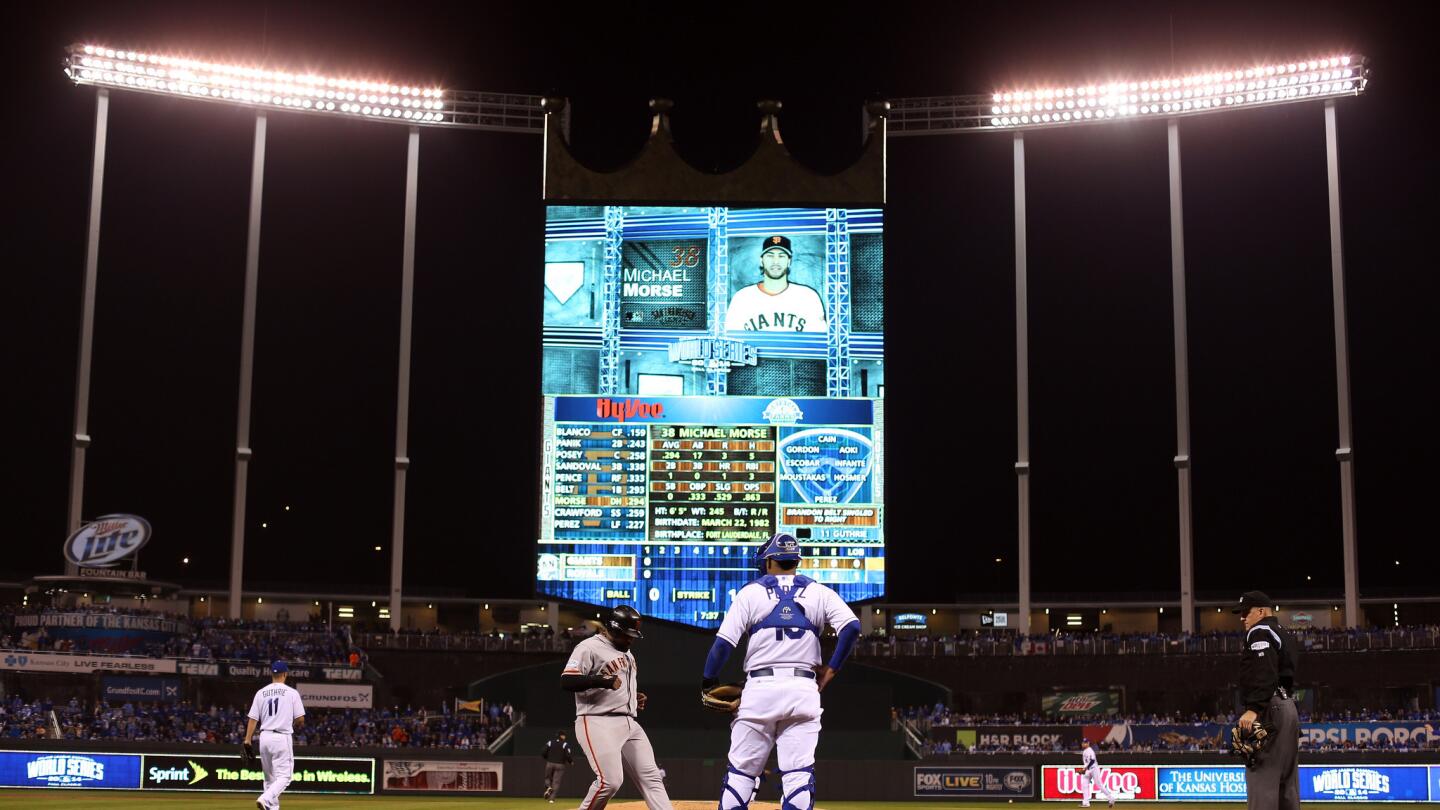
[1043,691,1121,716]
[1128,724,1229,750]
[141,754,374,794]
[1299,765,1431,802]
[1158,766,1249,801]
[950,726,1084,750]
[1042,766,1159,801]
[914,766,1035,798]
[101,676,182,703]
[213,662,363,681]
[1430,766,1440,802]
[384,760,504,792]
[297,683,373,710]
[1301,723,1436,747]
[0,751,142,790]
[0,651,177,674]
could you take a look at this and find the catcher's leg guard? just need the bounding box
[779,764,815,810]
[719,765,758,810]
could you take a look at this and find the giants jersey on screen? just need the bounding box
[724,283,827,333]
[716,575,858,671]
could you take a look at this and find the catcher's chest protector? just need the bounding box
[748,575,820,640]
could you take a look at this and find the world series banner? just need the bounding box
[0,751,142,790]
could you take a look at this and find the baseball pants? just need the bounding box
[720,676,822,810]
[257,731,294,809]
[1082,769,1115,805]
[544,762,567,795]
[1245,695,1300,810]
[575,715,670,810]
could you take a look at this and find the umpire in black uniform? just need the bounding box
[1234,591,1300,810]
[540,729,575,802]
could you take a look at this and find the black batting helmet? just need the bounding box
[604,605,644,639]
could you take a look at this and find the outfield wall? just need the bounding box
[0,741,1436,802]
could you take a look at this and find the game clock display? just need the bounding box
[539,205,886,629]
[538,395,884,627]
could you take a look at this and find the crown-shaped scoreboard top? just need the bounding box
[542,98,887,206]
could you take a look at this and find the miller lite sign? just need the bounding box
[64,515,152,567]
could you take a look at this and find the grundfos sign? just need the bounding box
[64,515,152,567]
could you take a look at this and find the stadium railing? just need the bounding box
[856,627,1440,657]
[355,633,572,653]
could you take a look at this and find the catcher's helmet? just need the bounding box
[755,532,802,574]
[604,605,644,639]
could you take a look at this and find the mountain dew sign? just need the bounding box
[1043,691,1120,716]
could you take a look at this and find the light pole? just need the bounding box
[63,44,544,618]
[889,54,1368,627]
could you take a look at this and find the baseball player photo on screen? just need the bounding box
[538,205,885,629]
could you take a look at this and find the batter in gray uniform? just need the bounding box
[561,605,671,810]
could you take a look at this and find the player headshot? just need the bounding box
[724,235,827,333]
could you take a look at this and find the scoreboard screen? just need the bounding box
[540,206,884,628]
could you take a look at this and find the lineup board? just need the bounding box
[539,395,884,627]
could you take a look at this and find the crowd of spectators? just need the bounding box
[3,695,514,749]
[0,698,55,740]
[862,624,1440,657]
[2,607,363,667]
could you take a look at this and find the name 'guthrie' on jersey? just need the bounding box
[717,574,858,671]
[564,633,638,716]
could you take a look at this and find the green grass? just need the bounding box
[0,796,1403,810]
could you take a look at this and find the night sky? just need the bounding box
[6,1,1435,604]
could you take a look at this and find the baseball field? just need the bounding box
[0,796,1396,810]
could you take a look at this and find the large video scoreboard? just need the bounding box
[539,206,884,628]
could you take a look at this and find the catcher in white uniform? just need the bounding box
[1080,739,1116,807]
[701,532,861,810]
[724,235,826,333]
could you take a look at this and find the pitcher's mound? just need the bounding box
[611,803,822,810]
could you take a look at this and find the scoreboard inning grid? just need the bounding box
[539,395,884,627]
[539,206,885,629]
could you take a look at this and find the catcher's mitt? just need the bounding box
[701,683,743,713]
[1230,722,1275,768]
[241,741,259,767]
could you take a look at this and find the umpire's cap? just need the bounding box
[1232,591,1274,614]
[605,605,644,639]
[756,532,802,573]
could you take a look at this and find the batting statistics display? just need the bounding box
[540,205,885,628]
[539,395,884,627]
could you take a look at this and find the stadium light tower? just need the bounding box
[891,54,1368,633]
[63,44,543,627]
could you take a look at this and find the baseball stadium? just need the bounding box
[6,2,1437,809]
